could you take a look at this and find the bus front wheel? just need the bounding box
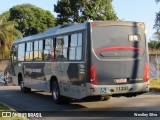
[52,81,63,104]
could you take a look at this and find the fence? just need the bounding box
[149,54,160,79]
[0,59,10,72]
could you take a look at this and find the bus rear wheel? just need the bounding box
[20,80,31,93]
[52,81,63,104]
[101,95,111,101]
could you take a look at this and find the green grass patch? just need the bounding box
[150,79,160,92]
[0,102,27,120]
[0,102,14,111]
[150,79,160,88]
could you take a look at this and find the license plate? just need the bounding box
[115,78,127,83]
[116,86,129,91]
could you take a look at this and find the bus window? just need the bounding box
[13,50,17,62]
[69,33,82,60]
[11,45,17,62]
[25,42,33,61]
[18,43,25,61]
[34,40,43,61]
[76,33,82,60]
[44,38,54,60]
[55,36,68,61]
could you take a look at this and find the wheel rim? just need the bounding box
[21,81,24,90]
[53,84,58,100]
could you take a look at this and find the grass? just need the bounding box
[0,102,27,120]
[0,102,14,111]
[150,79,160,92]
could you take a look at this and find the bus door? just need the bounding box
[66,32,86,99]
[31,40,45,90]
[11,45,18,69]
[11,45,18,84]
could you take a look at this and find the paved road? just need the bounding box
[0,86,160,120]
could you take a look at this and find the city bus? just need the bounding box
[10,21,150,104]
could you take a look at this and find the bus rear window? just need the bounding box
[92,26,146,58]
[92,26,145,50]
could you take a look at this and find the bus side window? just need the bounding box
[25,42,33,61]
[69,33,82,61]
[44,38,54,60]
[11,45,17,62]
[18,43,25,61]
[55,36,68,61]
[34,40,43,61]
[77,33,82,60]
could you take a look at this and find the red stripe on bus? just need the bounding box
[95,46,144,53]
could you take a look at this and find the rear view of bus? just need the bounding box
[88,21,149,98]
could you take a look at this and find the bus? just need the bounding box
[10,21,150,104]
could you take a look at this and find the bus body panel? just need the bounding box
[88,21,149,96]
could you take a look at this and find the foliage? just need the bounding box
[0,3,55,59]
[148,40,160,50]
[0,12,22,59]
[154,0,160,32]
[54,0,118,25]
[148,40,160,54]
[152,32,160,40]
[155,0,160,4]
[82,0,118,21]
[54,0,84,25]
[9,4,55,37]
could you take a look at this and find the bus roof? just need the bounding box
[13,22,87,44]
[12,21,144,44]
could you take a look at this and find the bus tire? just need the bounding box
[102,95,111,101]
[20,80,31,93]
[52,80,63,104]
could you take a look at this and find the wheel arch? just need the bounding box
[50,76,58,92]
[18,72,23,86]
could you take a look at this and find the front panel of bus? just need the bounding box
[88,21,149,97]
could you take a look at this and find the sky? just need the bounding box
[0,0,159,39]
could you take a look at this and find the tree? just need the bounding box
[9,4,55,37]
[54,0,118,25]
[154,0,160,32]
[148,40,159,50]
[156,0,160,3]
[148,40,160,54]
[0,12,22,58]
[152,32,160,40]
[54,0,84,25]
[82,0,118,21]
